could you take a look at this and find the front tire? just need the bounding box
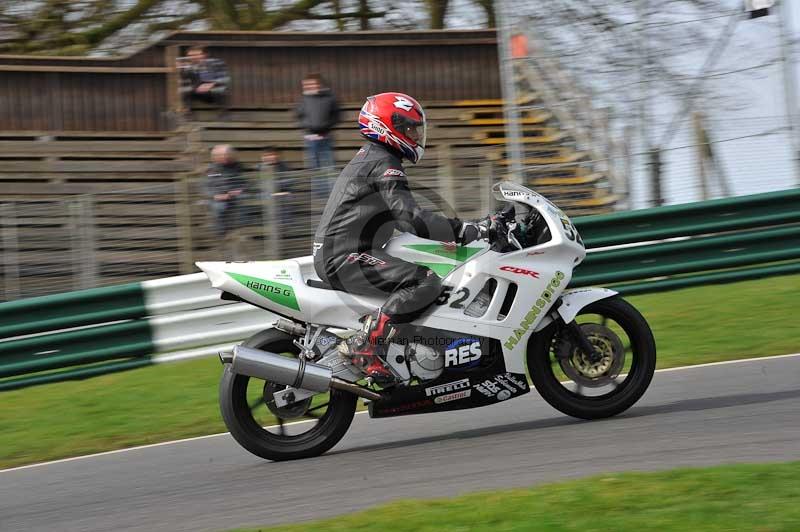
[527,296,656,420]
[219,328,358,461]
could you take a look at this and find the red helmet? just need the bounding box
[358,92,427,164]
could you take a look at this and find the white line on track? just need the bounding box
[2,352,798,475]
[0,411,371,474]
[654,352,800,372]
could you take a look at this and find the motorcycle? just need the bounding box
[197,181,656,461]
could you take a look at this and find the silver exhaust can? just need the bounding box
[231,345,332,392]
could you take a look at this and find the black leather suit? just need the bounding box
[313,142,462,323]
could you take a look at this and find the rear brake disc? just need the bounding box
[263,382,314,419]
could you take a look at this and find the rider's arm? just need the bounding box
[373,166,462,242]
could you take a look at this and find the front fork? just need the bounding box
[560,318,603,364]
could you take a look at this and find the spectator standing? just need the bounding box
[295,73,340,196]
[206,145,247,241]
[178,46,230,118]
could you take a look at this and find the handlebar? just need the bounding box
[482,204,551,252]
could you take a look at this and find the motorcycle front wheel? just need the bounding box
[219,328,357,461]
[527,296,656,420]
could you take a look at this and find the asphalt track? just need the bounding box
[2,354,799,532]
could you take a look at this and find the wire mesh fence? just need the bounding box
[496,0,800,209]
[0,160,500,301]
[193,161,501,264]
[4,109,796,302]
[0,184,188,301]
[1,130,795,301]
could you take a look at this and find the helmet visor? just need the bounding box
[392,113,426,149]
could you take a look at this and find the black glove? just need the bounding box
[458,217,491,245]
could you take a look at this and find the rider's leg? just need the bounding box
[323,252,443,381]
[382,268,443,323]
[353,271,444,380]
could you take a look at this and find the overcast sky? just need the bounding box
[613,0,800,206]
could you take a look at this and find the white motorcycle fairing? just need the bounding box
[556,287,619,323]
[197,182,615,377]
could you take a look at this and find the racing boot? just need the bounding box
[339,310,396,384]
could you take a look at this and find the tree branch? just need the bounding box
[148,12,205,33]
[306,10,385,19]
[242,0,267,28]
[82,0,163,45]
[358,0,370,30]
[201,0,241,30]
[425,0,449,29]
[256,0,329,30]
[473,0,495,28]
[331,0,344,31]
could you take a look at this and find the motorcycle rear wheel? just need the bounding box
[527,296,656,420]
[219,328,358,461]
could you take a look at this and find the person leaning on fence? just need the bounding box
[259,146,291,179]
[257,146,295,228]
[295,73,340,196]
[206,145,248,240]
[178,46,230,118]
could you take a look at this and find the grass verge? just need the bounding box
[1,274,799,469]
[229,461,800,532]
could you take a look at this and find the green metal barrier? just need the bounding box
[572,188,800,292]
[573,225,800,286]
[0,282,146,339]
[608,261,800,296]
[0,320,153,379]
[576,188,800,247]
[0,188,798,391]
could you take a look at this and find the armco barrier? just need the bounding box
[0,274,274,391]
[1,189,798,391]
[573,188,800,291]
[576,188,800,248]
[0,273,226,339]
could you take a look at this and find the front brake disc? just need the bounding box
[556,323,625,388]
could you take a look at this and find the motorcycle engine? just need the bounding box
[407,343,444,381]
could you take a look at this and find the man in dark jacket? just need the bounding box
[313,92,485,382]
[179,46,230,117]
[296,73,340,195]
[206,144,248,238]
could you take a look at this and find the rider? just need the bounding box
[313,92,485,382]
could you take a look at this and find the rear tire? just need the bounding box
[527,296,656,420]
[219,328,357,461]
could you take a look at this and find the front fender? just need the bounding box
[555,287,618,323]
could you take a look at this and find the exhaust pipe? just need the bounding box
[231,345,382,401]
